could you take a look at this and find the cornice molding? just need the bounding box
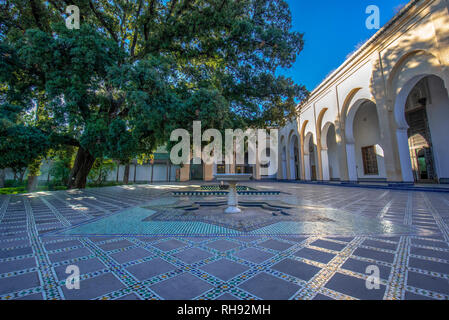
[297,0,433,113]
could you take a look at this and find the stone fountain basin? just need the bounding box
[214,174,253,214]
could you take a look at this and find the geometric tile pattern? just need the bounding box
[172,191,281,196]
[58,198,433,237]
[0,183,448,300]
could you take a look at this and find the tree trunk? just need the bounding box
[0,169,5,188]
[19,169,25,183]
[26,158,43,192]
[67,147,95,189]
[123,164,130,185]
[116,161,120,182]
[151,164,154,183]
[27,175,38,192]
[96,167,103,184]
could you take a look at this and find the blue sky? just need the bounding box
[283,0,407,91]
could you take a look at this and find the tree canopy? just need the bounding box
[0,0,307,188]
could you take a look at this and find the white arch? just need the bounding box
[394,74,449,183]
[344,87,374,144]
[303,122,316,146]
[320,121,334,149]
[320,121,335,181]
[280,136,288,180]
[303,132,313,154]
[303,132,315,180]
[344,97,383,182]
[389,50,449,182]
[394,74,430,130]
[322,121,340,181]
[319,107,335,133]
[288,131,300,180]
[388,50,447,99]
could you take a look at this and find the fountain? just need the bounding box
[214,174,252,214]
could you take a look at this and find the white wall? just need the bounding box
[281,146,287,179]
[3,161,53,182]
[353,102,386,180]
[326,124,340,180]
[289,135,299,180]
[426,76,449,180]
[110,163,179,182]
[0,162,181,185]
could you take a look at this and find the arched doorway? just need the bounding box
[304,133,317,181]
[346,99,386,182]
[321,122,340,181]
[289,134,300,180]
[281,145,288,180]
[402,75,449,183]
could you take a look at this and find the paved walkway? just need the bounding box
[0,182,448,300]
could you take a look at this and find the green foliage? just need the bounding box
[87,181,122,188]
[0,187,26,195]
[87,158,117,185]
[27,157,43,177]
[47,146,76,185]
[3,179,25,188]
[49,160,71,186]
[137,153,154,166]
[0,0,308,188]
[0,106,51,171]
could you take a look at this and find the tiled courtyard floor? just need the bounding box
[0,182,448,300]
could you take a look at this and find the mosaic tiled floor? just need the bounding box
[1,182,448,300]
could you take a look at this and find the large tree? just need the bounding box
[0,0,307,189]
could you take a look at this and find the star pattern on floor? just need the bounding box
[0,183,448,300]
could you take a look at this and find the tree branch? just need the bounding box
[218,0,228,12]
[130,0,143,57]
[29,0,46,31]
[166,0,178,22]
[88,0,119,43]
[143,0,156,42]
[47,0,65,15]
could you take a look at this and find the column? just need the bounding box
[254,154,261,180]
[321,148,330,181]
[180,164,190,182]
[345,143,358,182]
[396,128,414,182]
[304,154,311,180]
[300,134,306,180]
[286,146,291,180]
[316,136,324,181]
[204,163,214,181]
[334,119,350,182]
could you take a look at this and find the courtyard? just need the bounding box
[0,182,448,300]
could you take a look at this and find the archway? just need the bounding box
[321,122,340,181]
[288,133,300,180]
[396,75,449,183]
[304,133,317,181]
[281,145,288,180]
[346,99,386,182]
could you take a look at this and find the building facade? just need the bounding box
[278,0,449,184]
[3,0,448,186]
